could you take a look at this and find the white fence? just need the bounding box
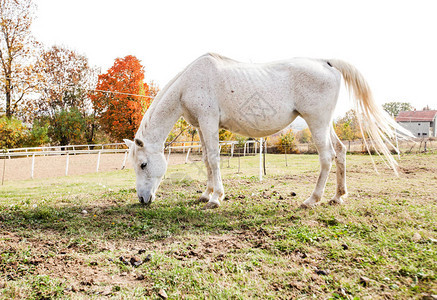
[0,140,262,181]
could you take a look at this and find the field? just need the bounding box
[0,153,436,299]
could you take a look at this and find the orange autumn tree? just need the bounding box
[91,55,156,141]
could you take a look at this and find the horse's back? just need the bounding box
[186,53,340,97]
[179,54,341,137]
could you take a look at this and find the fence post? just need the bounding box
[167,148,171,162]
[96,151,101,172]
[122,151,128,169]
[259,138,263,181]
[1,154,5,185]
[230,143,234,159]
[65,152,69,176]
[285,146,288,167]
[31,153,35,179]
[263,139,267,176]
[185,147,191,164]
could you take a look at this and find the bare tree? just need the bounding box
[33,45,98,118]
[28,45,100,143]
[382,101,414,117]
[0,0,40,118]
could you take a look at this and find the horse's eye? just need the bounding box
[140,162,147,170]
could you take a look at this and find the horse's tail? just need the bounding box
[327,59,413,174]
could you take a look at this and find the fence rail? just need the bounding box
[1,138,434,183]
[0,140,259,159]
[0,140,258,182]
[2,138,435,160]
[5,143,126,154]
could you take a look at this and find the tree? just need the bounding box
[47,108,86,146]
[25,119,49,147]
[296,128,312,143]
[166,117,199,144]
[382,102,414,117]
[219,129,234,141]
[29,45,99,142]
[0,115,27,148]
[187,126,198,142]
[277,129,297,153]
[91,55,156,141]
[0,0,40,118]
[31,45,98,118]
[334,109,362,141]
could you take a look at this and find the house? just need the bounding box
[396,110,437,138]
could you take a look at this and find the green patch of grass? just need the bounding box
[0,153,436,298]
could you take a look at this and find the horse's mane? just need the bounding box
[136,72,181,139]
[206,52,239,63]
[136,53,240,139]
[137,54,213,139]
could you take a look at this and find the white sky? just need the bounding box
[32,0,436,116]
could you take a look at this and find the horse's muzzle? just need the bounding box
[138,192,153,206]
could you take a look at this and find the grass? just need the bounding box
[0,153,436,299]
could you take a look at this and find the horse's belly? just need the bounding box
[219,92,297,138]
[221,120,293,138]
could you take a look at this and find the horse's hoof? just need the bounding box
[197,196,210,203]
[300,203,312,209]
[300,200,320,209]
[202,202,220,210]
[328,197,344,205]
[301,196,321,209]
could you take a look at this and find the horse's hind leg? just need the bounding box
[197,129,214,203]
[301,120,336,208]
[329,127,348,205]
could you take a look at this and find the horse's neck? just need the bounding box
[138,87,182,152]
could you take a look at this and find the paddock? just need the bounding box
[0,153,435,299]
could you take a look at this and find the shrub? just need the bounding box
[25,119,50,147]
[296,128,312,143]
[48,108,86,145]
[0,116,29,149]
[277,129,297,153]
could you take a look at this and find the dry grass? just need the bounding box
[0,153,436,299]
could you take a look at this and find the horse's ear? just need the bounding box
[134,138,144,148]
[123,139,134,148]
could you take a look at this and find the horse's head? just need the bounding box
[124,138,167,206]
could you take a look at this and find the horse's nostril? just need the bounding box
[139,196,144,203]
[148,194,152,203]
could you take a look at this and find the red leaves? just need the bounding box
[91,55,156,141]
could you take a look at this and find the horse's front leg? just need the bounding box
[197,129,214,203]
[198,124,224,209]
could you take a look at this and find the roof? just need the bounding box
[396,110,437,122]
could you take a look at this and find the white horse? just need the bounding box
[124,53,411,209]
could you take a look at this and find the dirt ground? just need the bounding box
[0,152,203,182]
[1,154,436,298]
